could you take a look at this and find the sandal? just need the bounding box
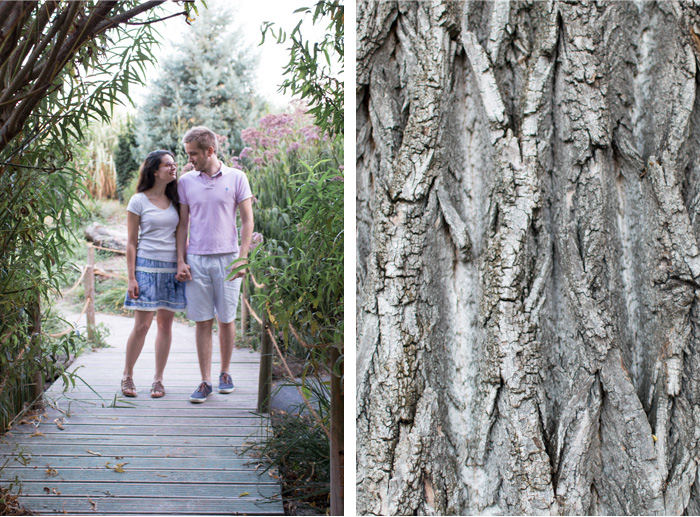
[150,380,165,398]
[121,377,137,397]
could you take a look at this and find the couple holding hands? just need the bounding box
[120,126,254,404]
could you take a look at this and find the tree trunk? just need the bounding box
[356,1,700,514]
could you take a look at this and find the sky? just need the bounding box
[128,0,333,111]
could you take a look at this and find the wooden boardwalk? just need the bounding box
[0,313,283,515]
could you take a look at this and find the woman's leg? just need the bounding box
[154,309,174,383]
[123,310,154,379]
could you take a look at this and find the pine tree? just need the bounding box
[136,4,263,158]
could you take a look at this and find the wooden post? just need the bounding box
[30,296,44,409]
[86,243,96,342]
[330,345,344,515]
[257,310,272,413]
[241,279,249,343]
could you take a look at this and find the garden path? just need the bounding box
[0,311,283,515]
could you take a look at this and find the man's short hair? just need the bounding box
[183,126,218,153]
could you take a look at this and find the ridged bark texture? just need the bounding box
[356,1,700,514]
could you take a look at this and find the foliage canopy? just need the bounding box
[261,0,344,137]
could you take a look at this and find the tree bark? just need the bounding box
[356,1,700,514]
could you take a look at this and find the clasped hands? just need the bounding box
[176,259,247,282]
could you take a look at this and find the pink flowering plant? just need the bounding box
[226,103,343,362]
[235,102,331,169]
[225,102,342,266]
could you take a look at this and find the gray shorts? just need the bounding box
[186,253,242,323]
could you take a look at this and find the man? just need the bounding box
[176,126,254,403]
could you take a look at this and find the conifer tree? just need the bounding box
[136,4,263,158]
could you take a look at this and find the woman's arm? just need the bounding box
[126,210,140,298]
[176,202,191,281]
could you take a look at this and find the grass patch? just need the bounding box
[258,411,330,515]
[0,484,33,515]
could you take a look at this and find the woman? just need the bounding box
[121,150,186,398]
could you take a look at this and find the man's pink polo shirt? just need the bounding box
[177,164,253,255]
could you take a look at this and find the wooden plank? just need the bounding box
[44,399,260,410]
[47,389,260,398]
[26,411,263,424]
[15,481,280,498]
[46,383,262,391]
[18,496,282,515]
[0,456,260,471]
[62,362,261,369]
[0,444,255,457]
[0,434,260,447]
[36,407,263,418]
[9,423,263,434]
[1,468,278,484]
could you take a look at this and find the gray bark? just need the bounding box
[356,1,700,514]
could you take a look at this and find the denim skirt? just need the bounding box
[123,256,187,311]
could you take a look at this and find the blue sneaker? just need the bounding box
[218,372,235,394]
[190,382,213,403]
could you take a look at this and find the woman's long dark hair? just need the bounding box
[136,150,179,212]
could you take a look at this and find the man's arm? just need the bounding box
[232,197,254,279]
[176,203,192,281]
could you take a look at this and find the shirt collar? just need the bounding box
[198,167,223,178]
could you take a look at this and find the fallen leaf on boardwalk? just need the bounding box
[43,487,50,494]
[105,461,127,473]
[30,430,44,437]
[46,467,58,477]
[114,456,124,459]
[54,418,65,430]
[86,450,102,456]
[239,492,250,497]
[156,474,168,478]
[52,488,61,495]
[88,497,97,511]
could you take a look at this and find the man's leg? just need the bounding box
[218,320,235,375]
[186,253,216,403]
[212,252,241,394]
[195,319,214,383]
